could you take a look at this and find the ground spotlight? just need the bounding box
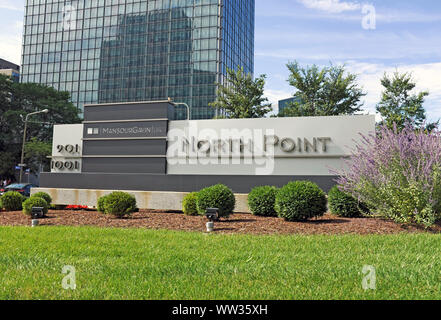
[31,207,44,227]
[205,208,219,233]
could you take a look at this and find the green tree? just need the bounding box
[24,138,52,174]
[0,75,81,178]
[376,71,433,130]
[280,61,366,117]
[209,67,272,119]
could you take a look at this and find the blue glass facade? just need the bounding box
[20,0,255,120]
[278,97,301,113]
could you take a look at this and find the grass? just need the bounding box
[0,226,440,300]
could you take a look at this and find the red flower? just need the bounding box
[66,205,88,210]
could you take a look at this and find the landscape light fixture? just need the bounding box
[31,207,45,219]
[19,109,50,183]
[205,208,219,233]
[205,208,219,222]
[31,207,45,227]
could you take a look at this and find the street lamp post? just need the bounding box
[168,98,191,121]
[19,109,49,183]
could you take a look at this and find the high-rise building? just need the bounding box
[0,58,20,82]
[278,97,302,114]
[20,0,255,120]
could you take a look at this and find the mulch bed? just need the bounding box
[1,209,440,235]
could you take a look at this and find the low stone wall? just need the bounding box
[31,188,250,213]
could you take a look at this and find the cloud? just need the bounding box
[376,12,441,23]
[297,0,361,13]
[255,28,441,63]
[0,0,23,11]
[0,19,23,65]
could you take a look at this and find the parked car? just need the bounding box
[0,183,38,197]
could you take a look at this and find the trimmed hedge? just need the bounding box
[103,192,137,218]
[1,191,25,211]
[32,192,52,206]
[183,192,198,216]
[248,186,278,217]
[23,197,48,216]
[328,186,368,218]
[197,184,235,218]
[275,181,327,221]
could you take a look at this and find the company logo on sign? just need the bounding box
[101,126,165,136]
[87,128,99,135]
[84,121,168,139]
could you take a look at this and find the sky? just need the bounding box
[0,0,440,120]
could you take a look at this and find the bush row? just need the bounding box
[96,186,237,219]
[181,182,366,222]
[0,184,366,222]
[247,182,368,221]
[0,191,52,216]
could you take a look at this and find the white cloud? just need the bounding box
[0,0,23,11]
[255,28,441,63]
[0,20,22,64]
[297,0,361,13]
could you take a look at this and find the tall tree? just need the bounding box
[279,61,366,117]
[0,75,81,178]
[209,67,272,119]
[376,71,432,130]
[24,138,52,175]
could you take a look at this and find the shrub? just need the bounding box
[32,192,52,206]
[23,197,48,216]
[103,192,137,218]
[197,184,235,218]
[335,123,441,226]
[1,191,25,211]
[248,186,278,217]
[183,192,199,216]
[328,186,366,218]
[275,181,327,221]
[97,195,109,213]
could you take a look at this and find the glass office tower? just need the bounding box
[20,0,255,120]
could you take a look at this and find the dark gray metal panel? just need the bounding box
[40,173,337,193]
[83,120,168,139]
[83,139,167,156]
[83,102,174,122]
[82,158,166,174]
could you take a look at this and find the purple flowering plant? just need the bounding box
[335,123,441,226]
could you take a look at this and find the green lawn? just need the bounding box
[0,226,440,300]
